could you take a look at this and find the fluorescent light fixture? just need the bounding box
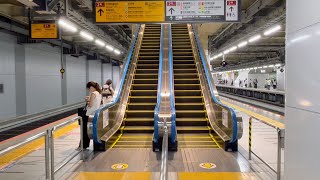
[114,49,121,55]
[275,64,281,67]
[250,68,253,70]
[238,41,248,48]
[246,68,250,70]
[264,25,281,36]
[268,65,274,68]
[223,49,230,55]
[217,53,223,57]
[248,35,261,43]
[213,55,218,60]
[258,67,263,69]
[95,39,105,47]
[58,19,77,33]
[106,45,114,51]
[263,66,268,68]
[229,46,237,52]
[80,31,94,41]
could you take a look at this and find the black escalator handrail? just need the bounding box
[92,25,141,144]
[154,24,164,143]
[168,24,177,144]
[191,25,238,143]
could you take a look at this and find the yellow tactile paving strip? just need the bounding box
[0,121,78,169]
[221,100,285,129]
[73,172,151,180]
[179,172,260,180]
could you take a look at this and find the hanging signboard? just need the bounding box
[30,21,58,39]
[95,0,240,23]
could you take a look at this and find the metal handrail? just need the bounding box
[159,126,168,180]
[92,25,141,144]
[191,24,238,143]
[0,116,83,180]
[248,116,284,180]
[168,24,177,144]
[154,24,165,143]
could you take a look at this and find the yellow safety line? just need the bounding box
[209,133,222,149]
[0,122,78,169]
[110,134,123,149]
[221,100,285,129]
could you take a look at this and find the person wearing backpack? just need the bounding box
[102,79,115,104]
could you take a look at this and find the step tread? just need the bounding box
[176,118,207,121]
[123,126,154,130]
[177,126,209,130]
[125,118,154,121]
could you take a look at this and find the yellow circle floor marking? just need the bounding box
[111,163,129,170]
[199,163,216,169]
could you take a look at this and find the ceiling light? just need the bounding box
[275,64,281,67]
[58,19,77,33]
[217,53,223,57]
[248,35,261,43]
[258,67,262,69]
[223,49,230,55]
[238,41,248,48]
[264,25,281,36]
[95,39,105,47]
[250,68,253,70]
[213,55,218,60]
[106,45,114,51]
[229,46,237,52]
[80,31,94,41]
[268,65,274,68]
[114,49,121,55]
[263,66,268,68]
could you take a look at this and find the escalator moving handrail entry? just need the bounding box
[191,24,238,143]
[168,24,177,144]
[92,25,141,144]
[154,24,164,143]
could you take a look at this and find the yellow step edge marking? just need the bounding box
[110,134,123,149]
[221,100,285,129]
[115,141,151,143]
[209,133,222,149]
[178,136,210,139]
[113,145,152,147]
[74,172,151,180]
[179,172,262,180]
[0,122,78,169]
[118,136,153,139]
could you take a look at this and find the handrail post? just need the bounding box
[48,128,55,180]
[277,128,284,180]
[45,130,51,180]
[160,126,168,180]
[80,117,84,160]
[249,117,252,160]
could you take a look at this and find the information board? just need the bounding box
[30,22,58,39]
[95,0,240,23]
[165,0,240,22]
[96,1,165,23]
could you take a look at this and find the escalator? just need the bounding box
[107,25,161,148]
[171,24,221,148]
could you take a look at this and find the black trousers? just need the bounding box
[81,115,90,148]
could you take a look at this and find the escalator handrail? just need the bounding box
[154,24,164,143]
[168,24,177,143]
[92,25,141,144]
[191,25,238,143]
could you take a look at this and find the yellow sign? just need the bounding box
[31,23,58,39]
[199,163,216,169]
[111,163,129,170]
[96,1,165,23]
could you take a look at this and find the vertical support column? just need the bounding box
[61,55,67,105]
[111,60,114,81]
[101,59,104,86]
[15,44,27,116]
[85,57,89,95]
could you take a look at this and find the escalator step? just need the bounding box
[174,90,202,96]
[131,84,158,90]
[127,103,156,110]
[129,96,157,103]
[175,103,204,110]
[174,84,201,90]
[174,79,199,84]
[130,90,157,96]
[175,96,203,103]
[125,118,154,126]
[133,79,158,84]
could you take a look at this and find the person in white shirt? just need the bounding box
[78,81,102,150]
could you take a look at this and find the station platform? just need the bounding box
[0,97,285,180]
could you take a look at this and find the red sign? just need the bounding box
[227,1,237,6]
[44,24,51,28]
[167,2,176,6]
[96,2,105,7]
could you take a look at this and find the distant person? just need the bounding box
[102,79,115,104]
[253,79,258,88]
[249,79,253,88]
[77,81,102,150]
[273,79,277,89]
[231,79,234,86]
[239,80,242,87]
[244,78,248,88]
[266,79,271,90]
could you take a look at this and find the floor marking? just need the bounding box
[111,163,129,170]
[199,163,216,169]
[178,172,261,179]
[74,172,151,180]
[221,100,285,129]
[0,122,78,170]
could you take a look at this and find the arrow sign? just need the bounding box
[169,7,175,14]
[98,9,104,16]
[229,7,234,12]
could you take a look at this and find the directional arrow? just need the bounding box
[169,7,175,15]
[98,9,104,16]
[229,7,234,12]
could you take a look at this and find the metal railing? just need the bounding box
[248,116,285,180]
[0,116,83,180]
[159,121,168,180]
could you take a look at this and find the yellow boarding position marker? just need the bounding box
[111,163,129,170]
[199,162,216,169]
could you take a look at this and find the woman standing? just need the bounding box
[78,81,102,150]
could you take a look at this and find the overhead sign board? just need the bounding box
[96,1,165,23]
[30,21,58,39]
[165,0,240,22]
[95,0,240,23]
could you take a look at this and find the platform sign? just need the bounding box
[95,1,165,23]
[165,0,240,22]
[30,21,58,39]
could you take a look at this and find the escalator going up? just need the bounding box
[172,24,222,148]
[107,25,161,148]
